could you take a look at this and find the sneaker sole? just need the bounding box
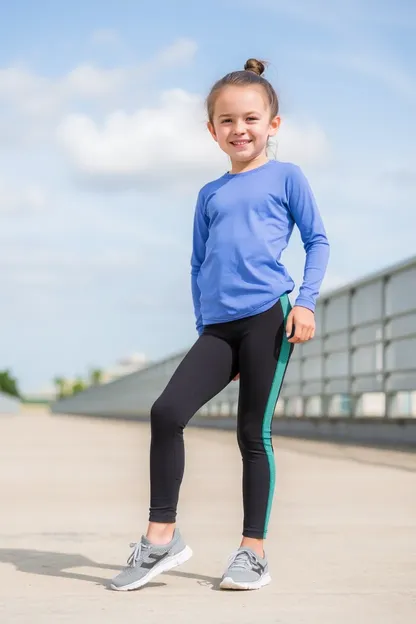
[110,545,193,591]
[219,572,271,591]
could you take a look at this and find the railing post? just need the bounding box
[381,275,390,418]
[347,288,354,418]
[320,299,328,417]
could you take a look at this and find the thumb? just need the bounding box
[286,311,293,337]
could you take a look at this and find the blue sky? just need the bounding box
[0,0,415,393]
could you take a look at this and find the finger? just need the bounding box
[288,331,301,344]
[296,325,305,341]
[307,327,315,341]
[286,316,294,338]
[301,326,311,342]
[295,325,309,343]
[287,325,296,341]
[295,326,305,342]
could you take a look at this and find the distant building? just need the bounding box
[27,353,149,402]
[101,353,148,383]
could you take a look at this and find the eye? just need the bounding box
[247,117,259,121]
[221,118,232,123]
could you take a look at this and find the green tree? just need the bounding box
[72,378,86,395]
[0,369,20,398]
[53,376,67,399]
[90,368,103,386]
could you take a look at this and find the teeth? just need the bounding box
[233,141,249,145]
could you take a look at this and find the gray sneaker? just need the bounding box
[220,547,271,590]
[110,529,192,591]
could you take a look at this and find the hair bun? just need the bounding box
[244,58,266,76]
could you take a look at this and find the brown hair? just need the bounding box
[206,58,279,124]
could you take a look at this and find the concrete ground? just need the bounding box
[1,408,415,623]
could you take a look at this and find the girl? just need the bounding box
[111,58,330,592]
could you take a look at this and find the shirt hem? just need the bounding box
[202,293,290,327]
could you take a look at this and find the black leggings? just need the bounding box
[149,295,293,539]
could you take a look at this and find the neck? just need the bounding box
[229,153,269,175]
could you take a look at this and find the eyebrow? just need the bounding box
[218,111,262,118]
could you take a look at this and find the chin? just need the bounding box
[227,148,256,160]
[234,151,264,163]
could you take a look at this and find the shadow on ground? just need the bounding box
[0,549,221,590]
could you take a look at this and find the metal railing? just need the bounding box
[52,255,416,419]
[282,256,416,418]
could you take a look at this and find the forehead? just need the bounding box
[214,85,269,116]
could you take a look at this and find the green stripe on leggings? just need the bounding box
[262,294,292,537]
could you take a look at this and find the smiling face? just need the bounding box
[207,85,280,171]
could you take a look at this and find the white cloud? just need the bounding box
[61,65,128,99]
[0,67,58,116]
[90,28,120,45]
[0,182,47,214]
[57,38,198,100]
[0,67,44,99]
[151,38,198,69]
[56,89,224,187]
[56,89,331,189]
[0,38,198,120]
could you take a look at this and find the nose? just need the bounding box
[233,121,246,135]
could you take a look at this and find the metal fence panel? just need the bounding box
[52,256,416,419]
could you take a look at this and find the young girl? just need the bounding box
[111,58,329,592]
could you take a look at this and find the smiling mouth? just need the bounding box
[230,140,252,146]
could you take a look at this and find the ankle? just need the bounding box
[240,536,265,559]
[146,522,175,545]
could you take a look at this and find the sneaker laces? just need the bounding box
[126,541,148,567]
[227,548,258,570]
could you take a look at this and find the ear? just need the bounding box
[268,115,281,138]
[207,121,218,142]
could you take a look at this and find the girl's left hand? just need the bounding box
[286,306,315,343]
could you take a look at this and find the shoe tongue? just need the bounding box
[238,546,263,562]
[238,546,255,557]
[237,547,263,562]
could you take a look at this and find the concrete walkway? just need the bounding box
[1,408,415,623]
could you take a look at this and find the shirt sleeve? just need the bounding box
[287,165,330,312]
[190,190,209,335]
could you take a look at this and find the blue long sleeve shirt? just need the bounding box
[191,159,330,335]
